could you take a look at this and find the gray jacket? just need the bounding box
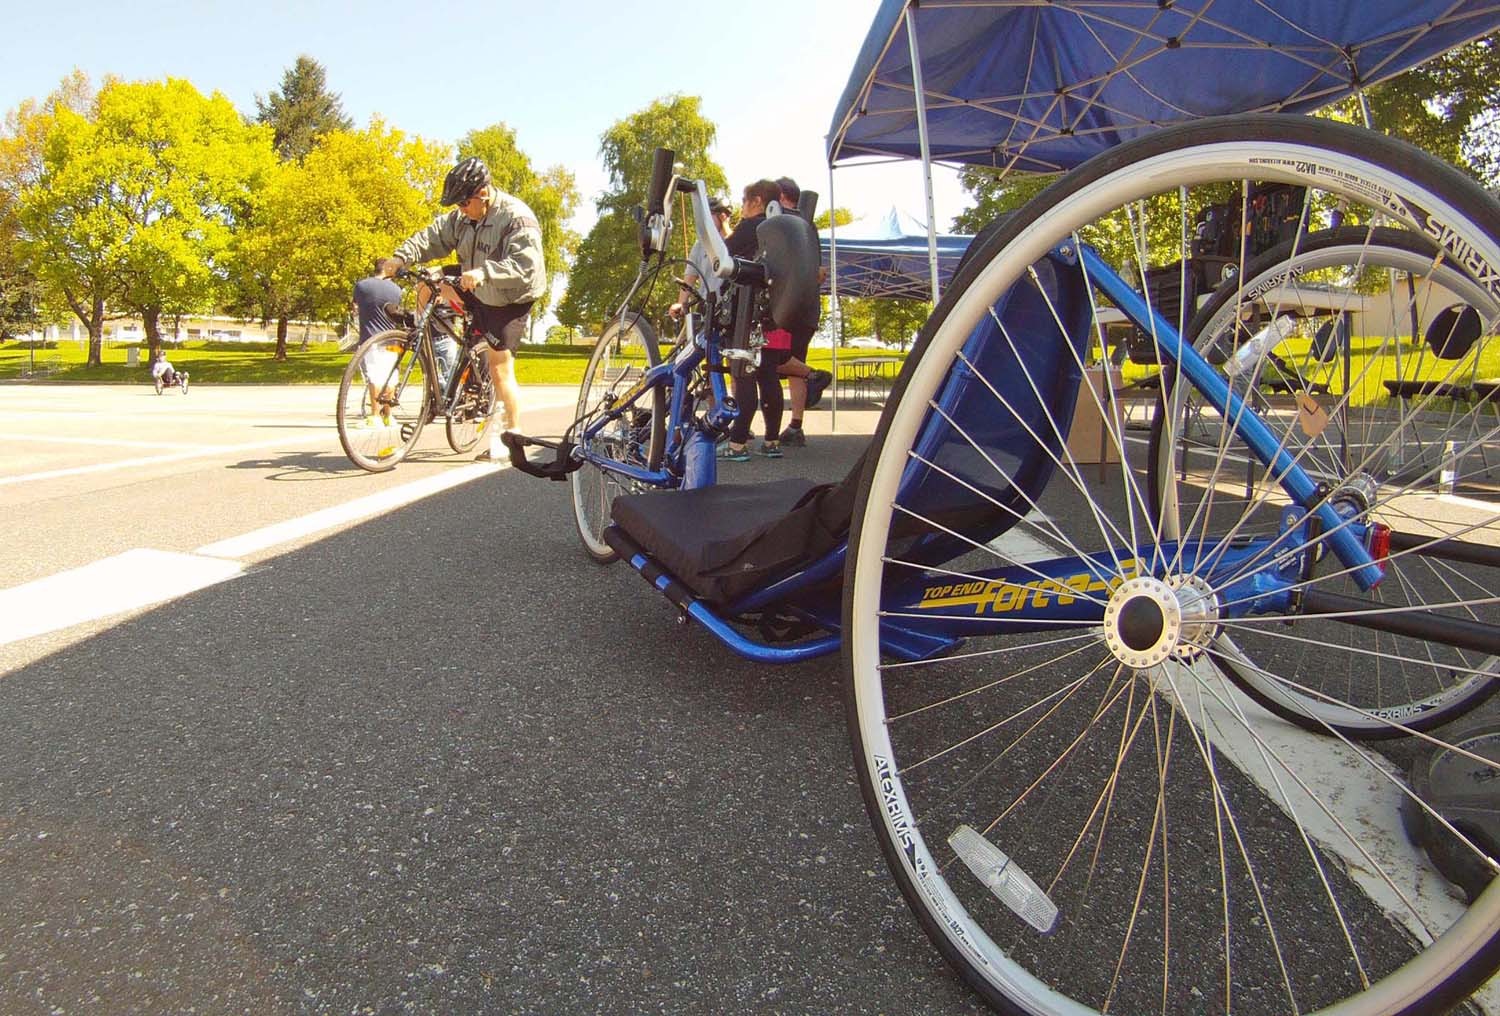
[394,191,546,306]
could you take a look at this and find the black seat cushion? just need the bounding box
[610,473,858,606]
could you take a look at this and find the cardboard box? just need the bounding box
[1066,367,1124,465]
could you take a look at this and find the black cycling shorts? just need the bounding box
[789,326,813,362]
[471,300,533,353]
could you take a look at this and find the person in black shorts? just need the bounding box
[720,179,788,461]
[771,176,832,448]
[384,157,545,457]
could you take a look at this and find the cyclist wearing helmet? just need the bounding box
[384,156,546,456]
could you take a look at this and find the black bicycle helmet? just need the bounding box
[441,157,491,205]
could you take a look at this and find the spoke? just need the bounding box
[886,502,1117,607]
[908,410,1109,579]
[1221,593,1500,626]
[970,314,1136,574]
[885,637,1103,722]
[1103,690,1171,1013]
[1212,618,1498,683]
[879,630,1101,673]
[898,666,1099,776]
[1195,644,1490,943]
[1027,256,1167,578]
[1208,507,1500,618]
[1174,656,1375,988]
[1205,638,1500,769]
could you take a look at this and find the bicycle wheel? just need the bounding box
[336,328,432,473]
[153,376,163,395]
[844,114,1500,1015]
[445,353,495,454]
[571,312,665,562]
[1148,227,1500,736]
[179,374,189,395]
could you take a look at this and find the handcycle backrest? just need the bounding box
[756,212,822,336]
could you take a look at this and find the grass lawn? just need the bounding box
[0,340,599,386]
[0,340,875,389]
[1116,332,1500,409]
[6,333,1492,412]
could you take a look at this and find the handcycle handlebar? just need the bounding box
[646,147,674,216]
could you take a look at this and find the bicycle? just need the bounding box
[336,266,498,473]
[509,119,1500,1014]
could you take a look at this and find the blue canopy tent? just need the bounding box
[818,207,972,301]
[823,0,1500,302]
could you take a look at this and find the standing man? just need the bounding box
[384,157,545,458]
[772,176,832,448]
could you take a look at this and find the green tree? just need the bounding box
[1324,33,1500,185]
[557,95,727,333]
[11,77,129,364]
[255,56,353,162]
[0,76,94,341]
[457,123,579,330]
[952,169,1053,235]
[86,80,279,361]
[232,119,447,359]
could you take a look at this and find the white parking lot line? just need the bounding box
[0,456,511,647]
[195,458,507,559]
[0,549,245,647]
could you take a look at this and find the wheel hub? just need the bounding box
[1103,575,1222,668]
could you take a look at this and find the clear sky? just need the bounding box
[0,0,968,243]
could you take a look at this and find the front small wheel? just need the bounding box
[337,329,432,472]
[445,356,495,453]
[571,313,665,562]
[153,376,163,395]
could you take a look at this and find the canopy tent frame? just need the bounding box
[820,0,1500,423]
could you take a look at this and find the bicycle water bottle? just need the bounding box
[1225,316,1297,379]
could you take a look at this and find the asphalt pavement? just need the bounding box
[1,382,993,1014]
[2,380,1495,1015]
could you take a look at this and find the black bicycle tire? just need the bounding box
[445,353,495,454]
[570,312,666,563]
[336,329,433,473]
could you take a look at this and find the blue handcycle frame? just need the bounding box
[579,214,1386,667]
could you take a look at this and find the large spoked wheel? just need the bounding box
[336,329,433,473]
[445,353,495,454]
[1148,227,1500,736]
[571,313,666,562]
[153,376,164,395]
[845,115,1500,1015]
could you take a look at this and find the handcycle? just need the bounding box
[152,367,189,395]
[336,266,498,472]
[506,118,1500,1015]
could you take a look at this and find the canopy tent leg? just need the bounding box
[904,2,941,304]
[827,162,841,431]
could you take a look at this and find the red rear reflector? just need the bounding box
[1368,523,1391,585]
